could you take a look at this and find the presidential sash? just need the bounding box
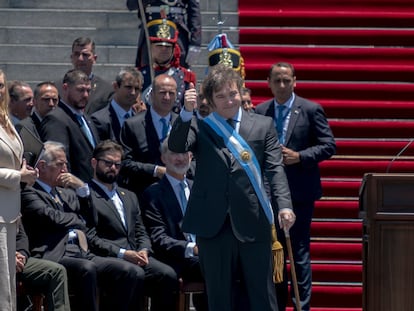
[204,112,274,224]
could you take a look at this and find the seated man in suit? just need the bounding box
[21,141,142,311]
[142,137,208,311]
[16,221,71,311]
[87,139,178,311]
[90,67,144,143]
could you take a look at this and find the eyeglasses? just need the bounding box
[97,158,122,169]
[242,100,252,105]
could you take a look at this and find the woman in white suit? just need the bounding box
[0,69,38,311]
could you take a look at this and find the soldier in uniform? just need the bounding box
[207,32,246,82]
[140,18,197,112]
[126,0,202,68]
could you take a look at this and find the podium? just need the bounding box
[359,173,414,311]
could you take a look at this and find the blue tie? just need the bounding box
[179,181,188,213]
[124,112,130,119]
[160,118,169,142]
[179,181,195,242]
[276,105,286,144]
[76,115,96,147]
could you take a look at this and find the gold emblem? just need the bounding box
[219,49,233,68]
[157,19,171,39]
[241,150,251,162]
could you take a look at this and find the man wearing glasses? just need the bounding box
[86,140,178,311]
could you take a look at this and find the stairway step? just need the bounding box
[240,8,414,28]
[288,284,362,308]
[320,159,414,178]
[329,120,414,139]
[335,139,414,157]
[240,46,414,83]
[314,200,359,219]
[321,180,362,199]
[319,100,414,119]
[311,242,362,261]
[311,263,362,283]
[246,81,414,103]
[311,221,362,239]
[286,308,361,311]
[239,28,414,47]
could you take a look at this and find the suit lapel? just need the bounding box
[108,105,122,140]
[285,99,301,145]
[91,181,127,231]
[0,125,23,163]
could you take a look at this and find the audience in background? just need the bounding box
[40,69,100,182]
[91,67,144,144]
[56,37,113,115]
[8,80,34,127]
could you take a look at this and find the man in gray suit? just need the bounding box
[168,64,296,311]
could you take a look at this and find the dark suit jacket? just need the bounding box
[255,96,336,201]
[119,110,178,195]
[39,102,100,182]
[55,75,113,116]
[90,103,123,143]
[20,182,89,262]
[86,180,152,258]
[142,176,193,264]
[168,110,292,241]
[17,113,42,140]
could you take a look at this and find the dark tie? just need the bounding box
[75,114,96,147]
[160,118,169,141]
[124,112,130,119]
[227,118,235,129]
[276,105,286,144]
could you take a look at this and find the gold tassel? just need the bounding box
[271,224,284,284]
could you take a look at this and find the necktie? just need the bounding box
[160,118,169,142]
[179,181,195,242]
[124,112,130,119]
[179,181,188,214]
[73,229,88,252]
[76,115,96,147]
[276,105,286,144]
[50,188,63,210]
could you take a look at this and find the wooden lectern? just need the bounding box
[359,173,414,311]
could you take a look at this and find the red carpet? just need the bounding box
[239,0,414,309]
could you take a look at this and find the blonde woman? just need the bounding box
[0,69,38,310]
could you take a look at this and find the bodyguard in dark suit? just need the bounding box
[91,67,144,143]
[168,64,296,311]
[142,138,208,311]
[40,69,100,182]
[120,74,178,199]
[17,81,59,140]
[55,37,113,115]
[255,62,336,311]
[87,140,178,311]
[20,141,142,311]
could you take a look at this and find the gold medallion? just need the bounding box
[241,150,251,162]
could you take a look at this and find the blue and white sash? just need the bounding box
[204,112,274,224]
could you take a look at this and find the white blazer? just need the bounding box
[0,125,23,223]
